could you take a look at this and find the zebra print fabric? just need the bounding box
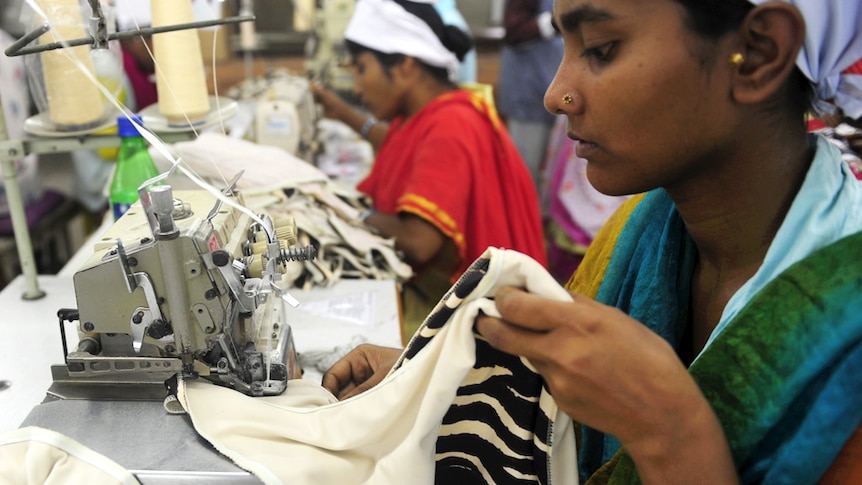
[394,255,556,484]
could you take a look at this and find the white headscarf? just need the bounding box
[344,0,462,82]
[747,0,862,118]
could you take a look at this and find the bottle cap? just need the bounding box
[117,114,145,137]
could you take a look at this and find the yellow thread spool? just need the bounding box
[35,0,105,130]
[151,0,210,127]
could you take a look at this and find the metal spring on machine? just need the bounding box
[279,246,317,262]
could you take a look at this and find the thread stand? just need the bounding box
[0,7,254,299]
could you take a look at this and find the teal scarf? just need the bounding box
[580,190,862,484]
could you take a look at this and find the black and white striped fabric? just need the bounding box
[394,250,575,484]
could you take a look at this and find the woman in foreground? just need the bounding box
[324,0,862,482]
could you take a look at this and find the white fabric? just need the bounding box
[707,134,862,352]
[747,0,862,117]
[148,133,412,286]
[0,426,140,485]
[263,183,415,285]
[344,0,461,82]
[177,247,578,485]
[148,131,329,194]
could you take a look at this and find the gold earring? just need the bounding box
[729,52,744,66]
[563,94,573,104]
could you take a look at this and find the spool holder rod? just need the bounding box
[5,15,255,57]
[0,99,43,300]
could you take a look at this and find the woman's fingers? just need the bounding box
[321,345,402,400]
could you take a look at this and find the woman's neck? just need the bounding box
[672,126,812,272]
[676,123,813,354]
[403,79,456,119]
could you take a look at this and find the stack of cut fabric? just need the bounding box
[265,181,413,289]
[150,131,413,288]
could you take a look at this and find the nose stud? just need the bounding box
[729,53,744,66]
[562,94,573,104]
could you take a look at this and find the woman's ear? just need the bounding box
[392,56,419,83]
[731,2,805,105]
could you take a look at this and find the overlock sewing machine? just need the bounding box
[52,178,316,400]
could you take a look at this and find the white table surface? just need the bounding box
[0,275,79,434]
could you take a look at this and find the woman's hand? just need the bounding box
[308,82,388,149]
[476,287,738,484]
[309,82,353,122]
[321,344,402,400]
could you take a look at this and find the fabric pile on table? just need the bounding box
[265,180,413,289]
[149,131,413,289]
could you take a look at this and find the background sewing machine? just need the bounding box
[227,69,319,163]
[55,180,315,400]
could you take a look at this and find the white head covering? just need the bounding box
[747,0,862,118]
[344,0,462,82]
[114,0,152,31]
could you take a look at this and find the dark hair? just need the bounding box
[672,0,813,116]
[346,0,474,84]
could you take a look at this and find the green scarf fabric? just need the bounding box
[576,190,862,485]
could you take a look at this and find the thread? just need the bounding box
[151,0,210,126]
[35,0,105,130]
[292,0,315,32]
[239,0,257,50]
[239,20,256,50]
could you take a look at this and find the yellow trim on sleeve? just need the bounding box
[398,193,467,260]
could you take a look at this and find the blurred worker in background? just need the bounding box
[311,0,547,338]
[496,0,563,202]
[118,32,156,111]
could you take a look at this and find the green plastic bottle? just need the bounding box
[109,114,160,220]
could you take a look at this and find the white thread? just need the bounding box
[151,0,211,126]
[35,0,105,129]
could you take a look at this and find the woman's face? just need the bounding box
[545,0,740,196]
[351,52,403,121]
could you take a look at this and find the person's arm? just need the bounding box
[309,82,388,150]
[817,422,862,484]
[475,287,739,485]
[321,344,403,400]
[503,0,555,45]
[364,211,447,267]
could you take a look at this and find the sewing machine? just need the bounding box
[0,170,403,482]
[227,70,319,162]
[58,181,315,400]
